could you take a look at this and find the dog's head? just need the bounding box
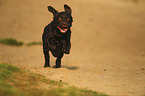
[48,4,73,33]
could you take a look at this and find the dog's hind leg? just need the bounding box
[55,52,64,68]
[43,49,50,67]
[42,33,50,68]
[56,58,61,68]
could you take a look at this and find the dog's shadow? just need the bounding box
[64,66,79,70]
[53,66,79,70]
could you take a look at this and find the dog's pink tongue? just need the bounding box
[57,26,68,33]
[63,28,68,31]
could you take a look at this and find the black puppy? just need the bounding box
[42,4,73,68]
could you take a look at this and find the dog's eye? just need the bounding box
[58,17,62,21]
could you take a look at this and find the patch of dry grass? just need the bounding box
[0,38,23,46]
[0,63,109,96]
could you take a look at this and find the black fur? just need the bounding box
[42,4,73,68]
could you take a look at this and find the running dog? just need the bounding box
[42,4,73,68]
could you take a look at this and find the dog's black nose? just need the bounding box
[63,24,67,27]
[62,22,67,27]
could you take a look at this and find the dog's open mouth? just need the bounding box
[57,26,68,33]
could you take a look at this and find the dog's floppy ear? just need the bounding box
[64,4,72,14]
[47,6,58,15]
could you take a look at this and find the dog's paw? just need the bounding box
[62,48,70,54]
[44,63,50,68]
[64,49,70,54]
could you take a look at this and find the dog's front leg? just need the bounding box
[65,41,71,54]
[62,38,71,54]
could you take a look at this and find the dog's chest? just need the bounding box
[53,36,65,47]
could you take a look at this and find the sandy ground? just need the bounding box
[0,0,145,96]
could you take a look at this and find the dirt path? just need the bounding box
[0,0,145,96]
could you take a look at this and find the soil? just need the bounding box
[0,0,145,96]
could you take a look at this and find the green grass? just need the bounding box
[0,38,42,46]
[26,41,42,46]
[0,63,109,96]
[0,38,23,46]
